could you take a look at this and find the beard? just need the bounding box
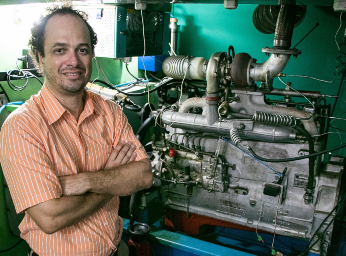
[44,66,91,96]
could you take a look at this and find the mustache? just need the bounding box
[61,67,85,73]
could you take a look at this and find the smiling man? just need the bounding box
[0,3,152,256]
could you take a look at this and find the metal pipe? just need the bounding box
[230,91,318,135]
[249,54,290,82]
[274,5,298,49]
[268,89,321,98]
[162,111,297,143]
[179,97,207,115]
[169,18,178,56]
[206,53,225,125]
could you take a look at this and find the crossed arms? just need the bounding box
[27,141,152,234]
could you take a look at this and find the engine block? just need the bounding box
[151,90,345,254]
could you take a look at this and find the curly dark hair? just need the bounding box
[28,2,97,73]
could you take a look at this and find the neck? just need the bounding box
[59,94,85,121]
[45,85,85,121]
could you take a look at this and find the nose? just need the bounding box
[66,50,80,67]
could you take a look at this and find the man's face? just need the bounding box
[39,14,92,96]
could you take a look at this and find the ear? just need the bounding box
[38,52,44,65]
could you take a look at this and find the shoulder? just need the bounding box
[1,96,46,134]
[87,90,122,116]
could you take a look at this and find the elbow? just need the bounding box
[141,159,153,189]
[27,205,64,235]
[35,216,61,235]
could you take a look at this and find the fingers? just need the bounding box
[120,144,137,166]
[105,141,137,169]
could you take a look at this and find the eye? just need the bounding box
[79,48,89,54]
[54,48,64,54]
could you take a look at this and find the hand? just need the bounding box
[59,173,89,196]
[104,141,137,169]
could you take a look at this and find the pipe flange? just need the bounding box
[247,58,255,86]
[262,47,301,56]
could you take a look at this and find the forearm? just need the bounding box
[61,159,152,197]
[27,192,113,234]
[88,158,153,196]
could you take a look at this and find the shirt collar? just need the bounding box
[40,84,105,125]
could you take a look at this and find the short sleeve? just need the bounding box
[0,115,62,214]
[108,103,148,161]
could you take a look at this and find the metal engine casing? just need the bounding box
[151,90,345,253]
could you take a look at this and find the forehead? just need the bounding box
[44,13,91,47]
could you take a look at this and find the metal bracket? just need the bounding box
[224,0,238,9]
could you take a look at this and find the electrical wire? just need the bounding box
[297,192,346,256]
[247,141,346,162]
[284,74,335,84]
[169,42,177,56]
[278,77,315,120]
[335,12,343,53]
[7,61,43,91]
[0,237,24,253]
[90,56,100,83]
[271,194,281,250]
[323,95,346,107]
[178,57,190,105]
[0,101,25,115]
[330,125,346,133]
[125,63,141,81]
[334,12,346,79]
[222,137,282,176]
[312,132,346,137]
[331,65,346,117]
[148,72,162,82]
[255,203,277,255]
[140,9,153,115]
[322,115,346,122]
[92,77,177,97]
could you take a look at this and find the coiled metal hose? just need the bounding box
[252,111,297,127]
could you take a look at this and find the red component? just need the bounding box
[128,239,150,256]
[205,95,219,101]
[169,149,177,157]
[165,208,271,236]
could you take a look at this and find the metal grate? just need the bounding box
[77,6,116,57]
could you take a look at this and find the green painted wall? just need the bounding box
[173,3,346,156]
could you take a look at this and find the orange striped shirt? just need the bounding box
[0,84,148,256]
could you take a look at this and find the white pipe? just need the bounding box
[179,97,207,115]
[206,53,224,125]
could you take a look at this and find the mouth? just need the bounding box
[63,71,83,79]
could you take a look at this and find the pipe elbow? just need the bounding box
[206,55,219,93]
[250,54,290,82]
[179,97,207,113]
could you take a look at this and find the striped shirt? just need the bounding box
[0,84,148,256]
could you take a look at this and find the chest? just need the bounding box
[45,114,113,175]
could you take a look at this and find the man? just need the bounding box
[0,3,152,256]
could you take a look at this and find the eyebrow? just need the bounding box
[52,43,90,49]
